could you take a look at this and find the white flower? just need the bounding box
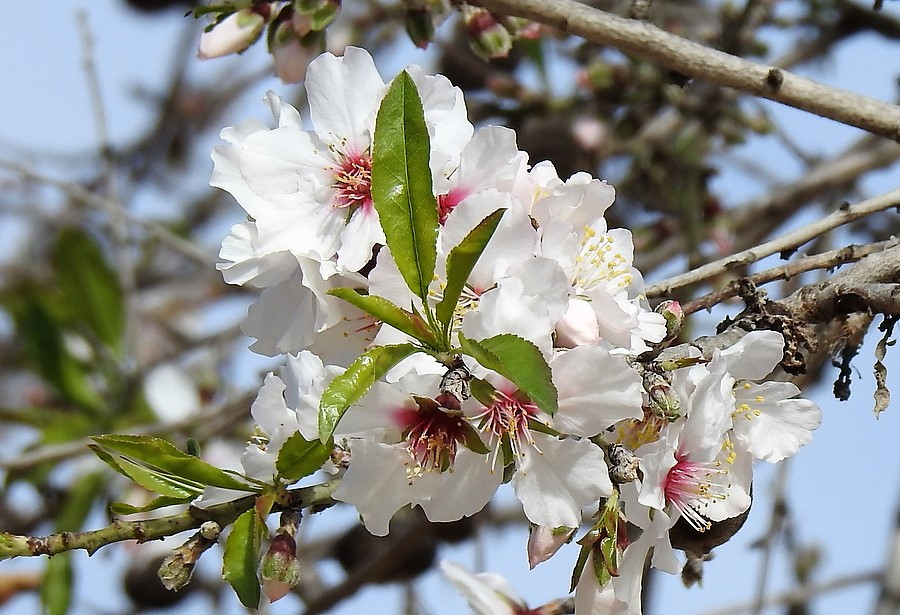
[731,380,821,462]
[212,47,472,273]
[440,561,528,615]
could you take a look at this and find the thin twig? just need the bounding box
[0,392,253,472]
[469,0,900,141]
[0,162,214,267]
[750,460,790,615]
[646,188,900,298]
[697,570,881,615]
[77,11,136,361]
[682,237,900,313]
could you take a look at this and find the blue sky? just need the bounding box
[1,2,898,614]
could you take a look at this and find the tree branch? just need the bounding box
[469,0,900,141]
[646,188,900,298]
[0,480,338,560]
[682,237,900,314]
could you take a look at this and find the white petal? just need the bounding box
[307,47,384,151]
[512,434,611,527]
[440,561,517,615]
[720,330,785,380]
[733,382,821,462]
[551,346,644,437]
[333,440,438,537]
[419,449,502,522]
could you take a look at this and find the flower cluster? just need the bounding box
[210,47,822,612]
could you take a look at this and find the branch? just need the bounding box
[470,0,900,141]
[682,237,900,314]
[637,137,900,274]
[0,480,338,560]
[0,162,215,267]
[646,188,900,298]
[697,570,881,615]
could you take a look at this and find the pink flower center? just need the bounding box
[663,455,729,532]
[437,188,469,224]
[474,390,540,465]
[394,403,469,472]
[332,151,372,209]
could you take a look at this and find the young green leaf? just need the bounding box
[318,343,418,442]
[458,333,559,416]
[91,435,257,492]
[223,508,265,608]
[114,456,203,499]
[370,71,439,303]
[276,432,332,482]
[328,288,440,348]
[436,208,506,333]
[41,553,72,615]
[109,495,195,516]
[53,227,125,353]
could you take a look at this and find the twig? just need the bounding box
[697,570,881,615]
[0,162,214,267]
[645,188,900,297]
[637,136,900,274]
[750,460,790,615]
[873,491,900,615]
[469,0,900,141]
[0,480,338,560]
[682,237,900,314]
[77,11,136,360]
[0,392,253,472]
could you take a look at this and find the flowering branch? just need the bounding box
[0,480,338,560]
[467,0,900,141]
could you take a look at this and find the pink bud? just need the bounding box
[260,533,301,602]
[198,8,268,60]
[527,525,574,569]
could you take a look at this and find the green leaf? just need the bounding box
[328,288,440,348]
[110,495,194,515]
[40,471,105,615]
[15,296,103,413]
[53,228,125,353]
[318,344,419,442]
[436,208,506,332]
[41,553,72,615]
[371,71,439,303]
[114,456,203,499]
[91,435,256,491]
[458,333,558,416]
[276,432,332,482]
[570,543,592,593]
[223,508,265,609]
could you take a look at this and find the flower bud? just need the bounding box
[654,300,684,345]
[606,443,640,484]
[465,9,513,60]
[527,525,575,569]
[157,552,194,592]
[260,533,302,603]
[157,522,219,592]
[405,7,435,49]
[198,7,270,60]
[295,0,341,31]
[268,6,319,83]
[648,380,681,420]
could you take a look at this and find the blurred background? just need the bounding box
[0,1,898,613]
